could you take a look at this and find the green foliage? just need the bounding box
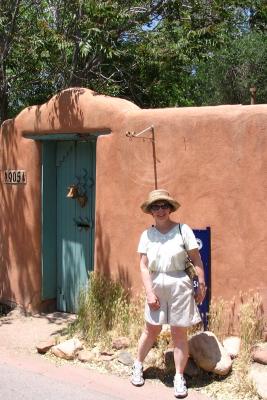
[191,31,267,105]
[0,0,267,123]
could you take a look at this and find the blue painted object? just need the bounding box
[42,139,96,313]
[192,227,211,329]
[56,141,96,312]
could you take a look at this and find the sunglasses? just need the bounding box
[150,203,171,211]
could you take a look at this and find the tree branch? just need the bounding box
[1,0,21,61]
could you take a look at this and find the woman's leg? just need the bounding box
[170,326,188,373]
[171,326,188,397]
[136,322,162,362]
[131,322,162,386]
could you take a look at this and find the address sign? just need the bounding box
[4,170,27,184]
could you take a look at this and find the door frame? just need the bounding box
[40,133,104,306]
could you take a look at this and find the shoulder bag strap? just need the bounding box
[179,223,186,251]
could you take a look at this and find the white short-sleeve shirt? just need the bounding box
[137,223,198,273]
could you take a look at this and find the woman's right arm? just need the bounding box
[140,253,160,310]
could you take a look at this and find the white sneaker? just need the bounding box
[174,374,188,398]
[131,363,144,386]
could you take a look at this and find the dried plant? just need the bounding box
[208,297,228,340]
[206,290,264,399]
[238,290,264,355]
[69,278,264,400]
[72,272,144,347]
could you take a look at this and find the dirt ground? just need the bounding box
[0,309,76,356]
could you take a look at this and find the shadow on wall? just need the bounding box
[34,88,86,131]
[0,119,40,310]
[0,88,90,311]
[95,212,132,294]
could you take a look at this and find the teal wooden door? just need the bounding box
[56,141,96,312]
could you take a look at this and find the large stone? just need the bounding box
[164,349,200,377]
[184,357,200,377]
[248,362,267,400]
[99,350,116,361]
[145,348,158,366]
[112,336,130,350]
[117,351,133,366]
[252,346,267,365]
[51,338,83,360]
[164,349,175,371]
[222,336,241,359]
[78,349,96,363]
[189,331,232,376]
[36,337,56,354]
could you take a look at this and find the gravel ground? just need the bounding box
[0,309,261,400]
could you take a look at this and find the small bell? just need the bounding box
[67,184,79,199]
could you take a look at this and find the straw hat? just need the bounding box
[141,189,180,214]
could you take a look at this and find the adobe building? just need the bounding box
[0,88,266,317]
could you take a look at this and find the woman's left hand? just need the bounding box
[194,282,207,305]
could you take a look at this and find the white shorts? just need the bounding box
[145,271,201,327]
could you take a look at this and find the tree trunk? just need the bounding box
[0,88,8,124]
[0,62,8,124]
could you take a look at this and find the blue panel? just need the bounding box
[42,142,57,299]
[57,141,76,311]
[193,227,211,329]
[56,141,96,312]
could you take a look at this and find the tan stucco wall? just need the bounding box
[0,88,267,312]
[96,105,267,301]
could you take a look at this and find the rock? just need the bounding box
[189,331,232,376]
[164,349,175,371]
[78,349,96,363]
[36,337,56,354]
[248,362,267,400]
[145,348,158,366]
[117,351,133,366]
[100,350,114,356]
[99,350,115,361]
[164,350,199,377]
[222,336,241,358]
[7,307,27,318]
[99,353,117,361]
[90,346,101,357]
[51,338,83,360]
[112,337,130,350]
[184,357,200,378]
[252,347,267,364]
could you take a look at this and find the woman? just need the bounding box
[131,189,206,399]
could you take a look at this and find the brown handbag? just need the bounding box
[179,224,198,280]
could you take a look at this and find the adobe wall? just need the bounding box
[0,120,41,310]
[96,105,267,308]
[0,88,139,311]
[0,88,266,313]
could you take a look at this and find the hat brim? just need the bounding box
[141,196,180,214]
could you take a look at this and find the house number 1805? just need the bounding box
[4,170,27,184]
